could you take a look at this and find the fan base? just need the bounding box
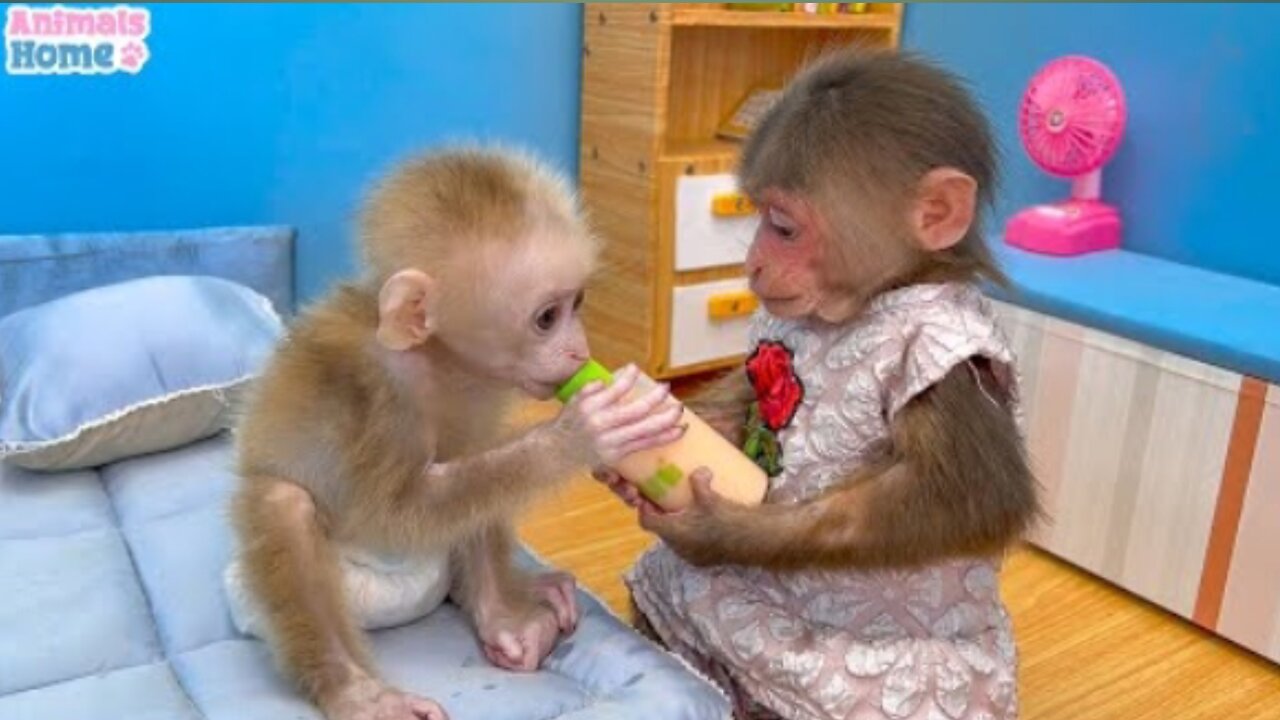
[1005,200,1121,256]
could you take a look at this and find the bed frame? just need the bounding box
[0,224,296,319]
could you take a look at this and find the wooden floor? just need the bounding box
[518,472,1280,719]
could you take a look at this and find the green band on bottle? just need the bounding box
[555,359,614,403]
[638,461,683,501]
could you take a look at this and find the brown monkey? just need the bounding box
[226,147,686,720]
[601,50,1042,720]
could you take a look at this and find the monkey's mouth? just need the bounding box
[759,295,804,310]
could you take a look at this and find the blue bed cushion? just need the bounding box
[989,243,1280,384]
[0,433,731,720]
[0,275,284,470]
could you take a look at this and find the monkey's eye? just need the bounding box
[768,207,798,240]
[535,305,560,332]
[573,290,586,311]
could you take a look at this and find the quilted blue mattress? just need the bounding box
[0,432,730,720]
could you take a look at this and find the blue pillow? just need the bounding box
[0,275,283,470]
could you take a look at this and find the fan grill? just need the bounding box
[1019,56,1126,177]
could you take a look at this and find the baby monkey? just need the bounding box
[603,50,1042,720]
[227,148,685,720]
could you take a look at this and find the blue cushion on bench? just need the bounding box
[0,433,730,719]
[988,244,1280,384]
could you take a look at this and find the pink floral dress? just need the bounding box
[627,283,1022,720]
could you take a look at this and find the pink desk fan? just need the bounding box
[1005,55,1127,255]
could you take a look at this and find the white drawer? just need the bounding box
[674,173,759,272]
[668,278,757,369]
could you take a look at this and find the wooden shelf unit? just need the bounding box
[660,137,740,164]
[579,3,903,379]
[671,7,899,30]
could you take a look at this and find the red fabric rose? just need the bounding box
[745,341,803,431]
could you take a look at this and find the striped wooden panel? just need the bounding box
[1219,382,1280,661]
[991,300,1239,619]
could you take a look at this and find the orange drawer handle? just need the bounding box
[710,192,755,217]
[707,291,758,320]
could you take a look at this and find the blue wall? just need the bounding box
[5,4,1276,292]
[0,3,583,301]
[904,3,1280,287]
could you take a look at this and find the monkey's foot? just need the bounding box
[323,678,448,720]
[478,603,562,673]
[530,570,579,634]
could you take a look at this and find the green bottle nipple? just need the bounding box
[555,359,615,403]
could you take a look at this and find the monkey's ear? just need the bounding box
[376,269,437,351]
[910,168,977,252]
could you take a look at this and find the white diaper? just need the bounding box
[223,546,452,637]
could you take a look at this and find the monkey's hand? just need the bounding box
[591,467,665,514]
[685,365,752,445]
[551,364,687,467]
[699,410,745,445]
[638,469,750,568]
[323,675,449,720]
[476,600,563,673]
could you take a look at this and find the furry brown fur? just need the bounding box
[230,147,682,720]
[638,49,1041,574]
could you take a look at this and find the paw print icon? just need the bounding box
[118,42,149,72]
